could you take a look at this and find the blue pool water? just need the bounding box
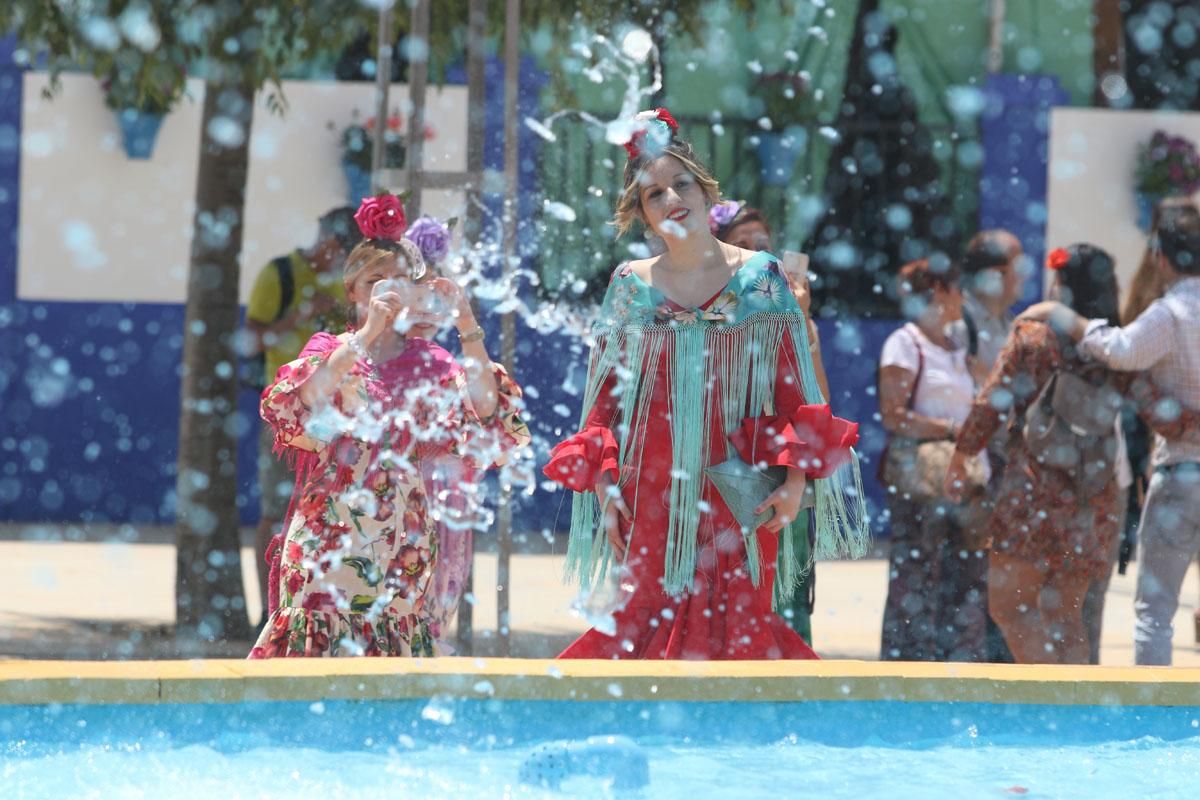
[3,699,1199,798]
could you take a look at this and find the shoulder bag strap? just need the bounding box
[903,324,925,411]
[272,255,295,323]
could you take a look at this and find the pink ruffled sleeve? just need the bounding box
[729,331,859,479]
[454,363,532,470]
[260,332,366,455]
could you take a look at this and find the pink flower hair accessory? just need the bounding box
[708,200,744,235]
[354,192,408,241]
[622,107,680,160]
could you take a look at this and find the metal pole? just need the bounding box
[370,3,394,189]
[455,0,489,657]
[405,0,432,218]
[464,0,489,244]
[987,0,1006,75]
[496,0,521,658]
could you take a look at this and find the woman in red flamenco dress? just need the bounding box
[544,110,868,661]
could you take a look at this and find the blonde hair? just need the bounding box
[611,140,721,237]
[1122,197,1195,324]
[342,237,426,326]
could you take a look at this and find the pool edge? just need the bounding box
[2,658,1198,707]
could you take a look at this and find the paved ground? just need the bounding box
[2,527,1199,665]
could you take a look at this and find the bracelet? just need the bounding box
[346,331,372,365]
[459,326,485,343]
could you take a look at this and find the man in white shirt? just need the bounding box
[1020,204,1200,665]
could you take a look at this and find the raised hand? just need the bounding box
[359,289,406,344]
[429,277,477,333]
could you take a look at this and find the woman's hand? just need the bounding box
[755,470,807,533]
[430,277,478,333]
[596,472,632,560]
[1016,300,1065,324]
[1017,300,1088,341]
[943,449,970,503]
[358,290,406,345]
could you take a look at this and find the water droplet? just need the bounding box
[543,200,577,222]
[621,28,654,63]
[524,117,557,142]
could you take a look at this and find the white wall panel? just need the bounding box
[19,73,467,304]
[1046,107,1200,304]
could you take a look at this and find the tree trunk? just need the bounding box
[1091,0,1125,106]
[174,79,255,646]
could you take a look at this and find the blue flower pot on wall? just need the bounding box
[1136,191,1162,232]
[342,162,372,205]
[116,109,165,160]
[756,126,807,187]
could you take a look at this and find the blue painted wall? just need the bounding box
[0,42,559,529]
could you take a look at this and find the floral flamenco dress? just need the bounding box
[545,252,868,660]
[249,332,530,658]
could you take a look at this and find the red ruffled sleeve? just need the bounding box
[543,426,620,492]
[736,326,859,479]
[731,405,859,480]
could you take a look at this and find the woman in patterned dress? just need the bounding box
[250,196,530,658]
[946,244,1135,664]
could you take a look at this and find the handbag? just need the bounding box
[879,326,987,502]
[882,437,987,502]
[705,455,815,533]
[1023,367,1123,499]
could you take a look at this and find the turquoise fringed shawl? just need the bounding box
[563,252,869,601]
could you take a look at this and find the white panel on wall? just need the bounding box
[19,73,468,305]
[1046,107,1200,305]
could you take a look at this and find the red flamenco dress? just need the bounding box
[544,254,867,660]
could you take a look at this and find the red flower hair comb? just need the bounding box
[622,107,680,160]
[1046,247,1071,271]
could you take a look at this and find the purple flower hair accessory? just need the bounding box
[404,215,451,264]
[708,200,744,235]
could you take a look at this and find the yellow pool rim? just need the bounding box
[2,658,1199,707]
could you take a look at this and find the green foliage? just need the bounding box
[416,0,783,81]
[0,1,375,109]
[1135,130,1200,197]
[753,71,815,129]
[2,0,797,109]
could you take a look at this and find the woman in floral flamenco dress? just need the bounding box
[250,195,530,658]
[544,109,868,660]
